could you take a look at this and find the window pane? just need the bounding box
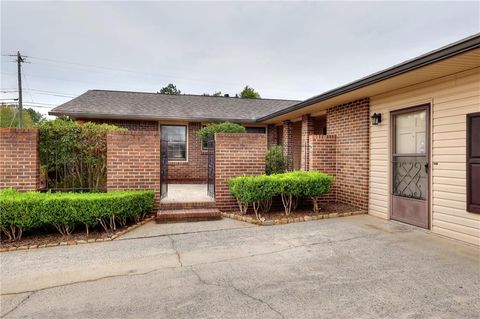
[246,127,266,134]
[395,110,426,154]
[161,125,186,160]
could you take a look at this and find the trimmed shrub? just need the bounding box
[228,171,334,217]
[0,189,155,240]
[229,175,279,219]
[38,118,123,191]
[196,121,246,143]
[265,146,288,175]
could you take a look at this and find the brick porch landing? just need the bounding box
[157,184,219,223]
[161,184,214,203]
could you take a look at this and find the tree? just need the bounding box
[25,108,46,125]
[158,83,181,95]
[212,91,222,97]
[239,85,260,99]
[0,104,33,128]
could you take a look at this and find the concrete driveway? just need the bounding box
[1,215,479,318]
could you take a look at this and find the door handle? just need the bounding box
[424,162,429,173]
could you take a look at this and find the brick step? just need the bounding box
[156,208,222,223]
[158,201,217,210]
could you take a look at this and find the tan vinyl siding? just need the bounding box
[369,68,480,245]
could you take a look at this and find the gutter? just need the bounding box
[256,33,480,122]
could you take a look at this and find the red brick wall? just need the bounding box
[167,122,208,183]
[267,124,277,148]
[107,131,160,207]
[326,98,370,209]
[282,121,294,170]
[0,128,39,191]
[78,118,158,131]
[215,133,267,211]
[301,115,315,170]
[292,121,302,170]
[309,135,337,202]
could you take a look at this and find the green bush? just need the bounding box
[38,119,123,191]
[228,175,279,219]
[265,146,288,175]
[196,121,246,143]
[228,171,334,217]
[0,189,155,240]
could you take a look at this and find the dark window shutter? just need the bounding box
[467,112,480,213]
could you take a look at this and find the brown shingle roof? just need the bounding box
[50,90,301,122]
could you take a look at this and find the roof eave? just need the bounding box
[256,33,480,122]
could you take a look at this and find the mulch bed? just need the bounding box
[222,203,366,225]
[0,214,155,251]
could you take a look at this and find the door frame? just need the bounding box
[390,103,431,229]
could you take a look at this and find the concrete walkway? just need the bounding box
[1,215,479,318]
[161,184,214,203]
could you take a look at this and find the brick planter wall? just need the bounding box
[326,98,370,210]
[215,133,267,211]
[309,135,337,202]
[107,131,161,207]
[0,128,39,191]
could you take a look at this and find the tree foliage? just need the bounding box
[196,121,246,143]
[265,146,288,175]
[0,104,34,128]
[158,83,181,95]
[38,119,123,191]
[239,85,260,99]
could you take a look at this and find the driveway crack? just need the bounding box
[2,291,35,318]
[168,235,183,267]
[189,267,284,319]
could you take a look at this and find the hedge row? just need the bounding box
[229,171,334,218]
[0,189,155,241]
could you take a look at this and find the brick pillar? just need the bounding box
[300,114,314,170]
[309,134,337,202]
[282,120,294,171]
[214,133,267,211]
[267,124,277,148]
[107,131,161,208]
[0,128,39,191]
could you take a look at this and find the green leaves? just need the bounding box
[38,118,123,191]
[228,171,334,216]
[196,121,246,143]
[0,189,155,240]
[266,146,288,175]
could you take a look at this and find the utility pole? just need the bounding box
[16,51,24,128]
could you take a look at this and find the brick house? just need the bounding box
[48,34,480,245]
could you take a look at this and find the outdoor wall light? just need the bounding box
[371,113,382,125]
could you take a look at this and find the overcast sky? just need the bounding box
[1,1,479,115]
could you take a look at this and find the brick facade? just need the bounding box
[0,128,39,191]
[106,131,161,207]
[309,135,337,202]
[326,98,370,209]
[214,133,267,211]
[267,124,277,148]
[282,121,294,170]
[78,118,159,131]
[301,114,315,170]
[167,122,208,183]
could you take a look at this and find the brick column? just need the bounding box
[282,120,294,171]
[309,134,337,202]
[215,133,267,211]
[0,128,40,191]
[267,124,277,148]
[107,131,161,208]
[300,114,314,170]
